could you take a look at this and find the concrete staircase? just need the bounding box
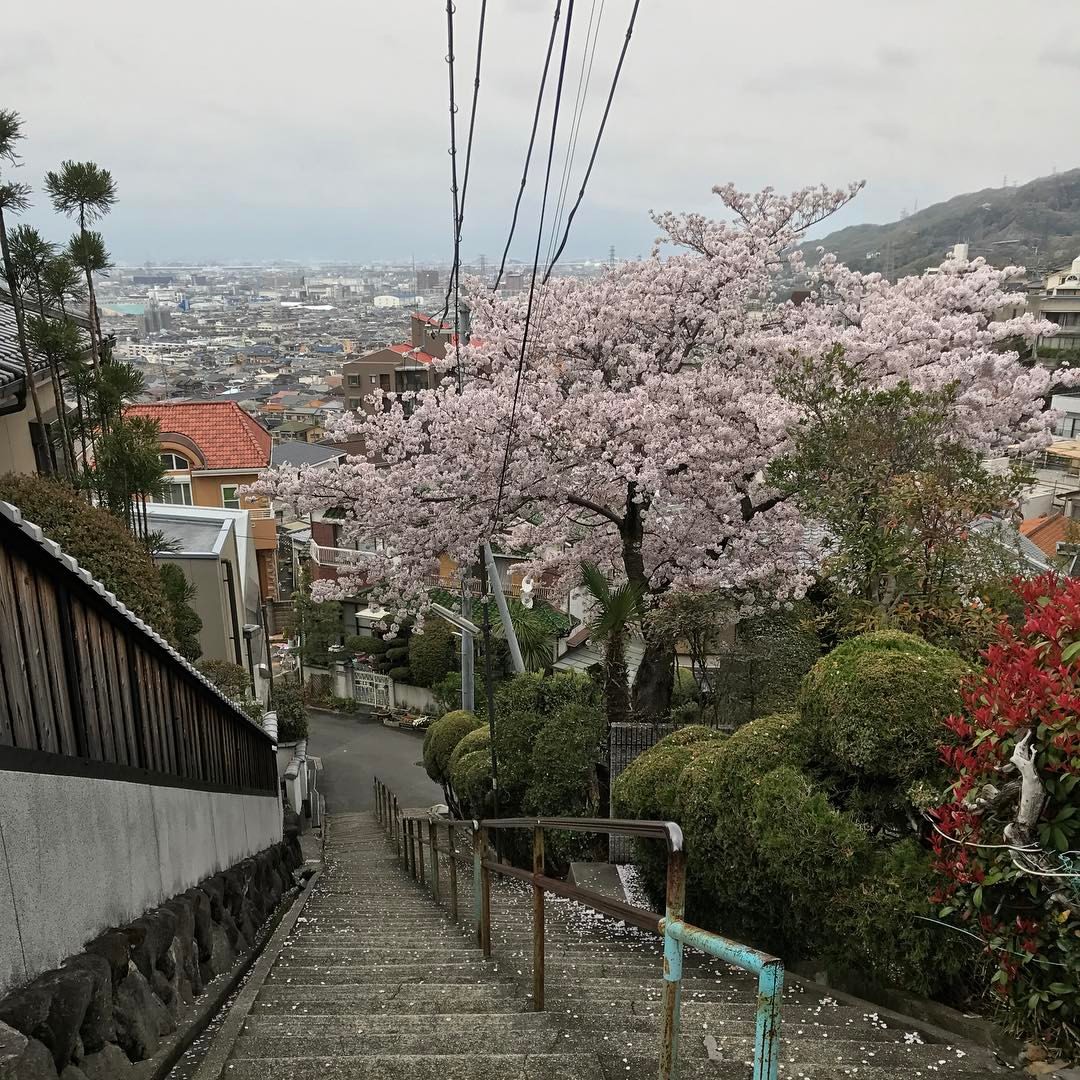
[219,812,1005,1079]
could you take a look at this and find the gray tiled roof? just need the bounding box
[0,299,50,393]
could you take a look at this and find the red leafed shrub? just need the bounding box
[931,574,1080,1056]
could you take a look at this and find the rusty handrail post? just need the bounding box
[373,779,379,823]
[407,818,416,878]
[447,822,458,922]
[429,817,440,902]
[659,848,687,1080]
[472,826,484,948]
[417,823,426,886]
[478,826,492,957]
[532,824,545,1011]
[753,959,784,1080]
[393,797,400,857]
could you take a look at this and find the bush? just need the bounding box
[0,472,174,641]
[449,725,490,772]
[449,735,494,817]
[273,681,308,742]
[613,725,723,822]
[158,563,202,661]
[385,645,409,662]
[346,633,389,655]
[432,671,488,716]
[388,665,412,682]
[932,575,1080,1053]
[408,618,456,687]
[799,630,968,827]
[197,658,251,702]
[422,710,482,785]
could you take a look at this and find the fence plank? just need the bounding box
[69,601,103,759]
[85,611,117,764]
[0,548,36,748]
[36,578,78,756]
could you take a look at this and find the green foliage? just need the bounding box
[287,564,342,667]
[158,563,202,661]
[384,645,409,662]
[388,666,412,682]
[197,658,251,702]
[272,681,308,742]
[798,630,968,828]
[432,670,487,717]
[422,710,482,785]
[408,618,456,687]
[346,634,389,655]
[0,472,175,641]
[448,732,494,816]
[449,725,490,772]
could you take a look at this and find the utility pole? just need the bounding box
[478,554,500,824]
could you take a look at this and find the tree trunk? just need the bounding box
[618,481,675,720]
[0,211,52,474]
[605,633,631,730]
[31,283,75,479]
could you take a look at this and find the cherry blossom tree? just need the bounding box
[257,182,1055,717]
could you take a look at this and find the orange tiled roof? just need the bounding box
[1019,513,1071,558]
[126,401,271,470]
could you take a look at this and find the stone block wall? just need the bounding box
[0,829,302,1080]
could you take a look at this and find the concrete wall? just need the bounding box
[0,377,57,476]
[0,769,282,995]
[392,680,438,713]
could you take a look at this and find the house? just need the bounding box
[340,313,450,414]
[124,401,278,598]
[0,295,86,475]
[143,501,272,704]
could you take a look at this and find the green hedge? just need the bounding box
[798,630,969,827]
[346,634,389,655]
[384,645,409,663]
[272,681,308,742]
[388,666,412,682]
[0,472,174,641]
[423,710,482,785]
[620,629,973,1002]
[408,619,456,687]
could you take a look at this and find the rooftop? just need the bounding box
[126,401,271,469]
[1019,512,1073,558]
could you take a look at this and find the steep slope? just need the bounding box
[807,168,1080,278]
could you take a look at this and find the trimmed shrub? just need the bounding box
[613,725,723,822]
[449,739,494,817]
[0,472,174,641]
[449,725,490,772]
[388,665,412,682]
[432,671,487,716]
[273,681,308,742]
[799,630,968,826]
[422,709,482,785]
[385,645,409,663]
[346,633,389,655]
[197,658,251,702]
[408,618,456,687]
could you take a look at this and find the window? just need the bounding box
[369,375,378,384]
[347,374,359,386]
[348,397,361,411]
[160,452,189,471]
[161,479,192,505]
[221,484,241,510]
[379,373,391,391]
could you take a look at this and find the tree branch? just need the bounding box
[567,494,625,527]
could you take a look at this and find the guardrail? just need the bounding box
[372,777,784,1080]
[308,540,375,568]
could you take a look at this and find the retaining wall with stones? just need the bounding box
[0,823,303,1080]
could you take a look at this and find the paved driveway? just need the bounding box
[307,710,443,813]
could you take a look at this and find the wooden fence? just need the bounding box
[0,505,277,796]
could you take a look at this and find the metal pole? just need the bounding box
[461,586,475,713]
[429,818,440,902]
[533,826,545,1011]
[483,542,524,674]
[472,827,484,950]
[448,823,459,922]
[753,960,784,1080]
[659,849,687,1080]
[478,557,500,824]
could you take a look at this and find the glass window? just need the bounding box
[161,479,192,505]
[221,484,241,510]
[369,375,378,384]
[347,374,359,386]
[160,452,189,471]
[348,397,361,410]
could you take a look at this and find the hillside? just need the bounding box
[806,168,1080,279]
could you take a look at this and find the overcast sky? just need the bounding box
[4,1,1080,265]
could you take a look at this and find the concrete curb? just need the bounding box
[191,848,325,1080]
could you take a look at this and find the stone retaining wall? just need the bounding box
[0,825,303,1080]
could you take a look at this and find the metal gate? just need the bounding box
[354,669,393,709]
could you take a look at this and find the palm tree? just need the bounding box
[492,598,556,672]
[0,108,51,473]
[10,226,76,476]
[44,161,116,375]
[580,562,645,730]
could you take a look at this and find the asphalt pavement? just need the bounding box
[307,709,443,813]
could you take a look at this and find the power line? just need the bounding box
[542,0,641,282]
[491,1,564,293]
[491,0,576,530]
[440,0,489,385]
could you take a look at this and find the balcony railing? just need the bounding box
[423,572,561,602]
[309,540,376,568]
[245,507,275,519]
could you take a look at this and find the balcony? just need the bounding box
[309,540,377,568]
[246,507,275,520]
[423,572,561,603]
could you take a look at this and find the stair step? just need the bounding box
[221,1053,605,1080]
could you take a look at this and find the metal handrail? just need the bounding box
[372,776,784,1080]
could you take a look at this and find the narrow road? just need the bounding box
[306,710,443,812]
